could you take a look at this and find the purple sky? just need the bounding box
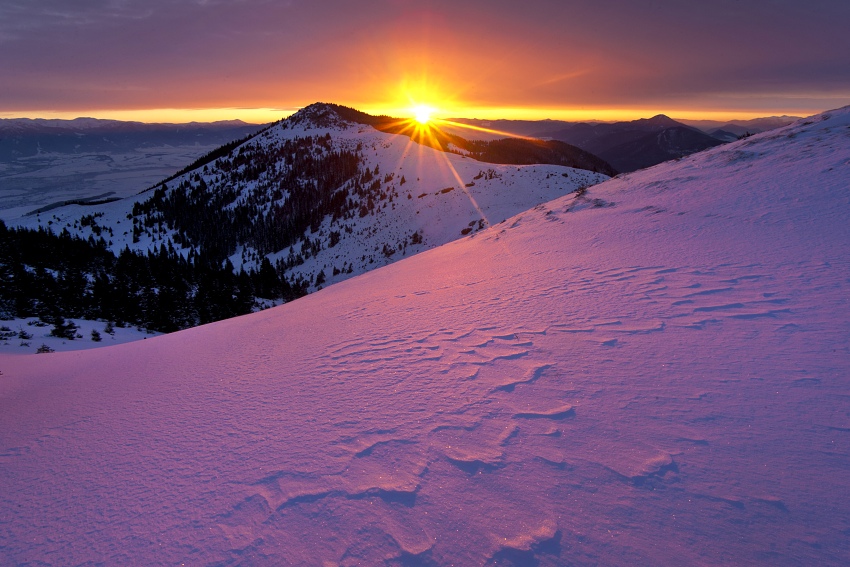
[1,0,848,121]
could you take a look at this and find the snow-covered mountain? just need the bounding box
[9,103,609,295]
[2,107,848,565]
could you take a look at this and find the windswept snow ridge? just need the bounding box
[1,108,849,565]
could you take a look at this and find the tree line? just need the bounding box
[0,221,306,334]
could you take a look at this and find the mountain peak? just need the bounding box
[285,102,353,129]
[641,114,681,127]
[284,102,394,131]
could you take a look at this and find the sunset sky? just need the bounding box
[1,0,848,123]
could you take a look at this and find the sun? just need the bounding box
[412,104,436,125]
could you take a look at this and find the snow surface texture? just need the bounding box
[1,108,849,565]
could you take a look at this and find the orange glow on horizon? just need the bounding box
[0,103,822,125]
[357,103,817,124]
[0,107,295,124]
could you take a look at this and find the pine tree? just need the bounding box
[49,316,78,340]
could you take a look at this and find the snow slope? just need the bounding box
[1,108,849,565]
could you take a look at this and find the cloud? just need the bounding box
[0,1,152,34]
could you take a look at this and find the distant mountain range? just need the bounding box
[0,118,267,219]
[533,115,724,172]
[678,115,801,136]
[0,117,262,161]
[448,113,799,172]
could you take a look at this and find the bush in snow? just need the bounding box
[49,317,78,340]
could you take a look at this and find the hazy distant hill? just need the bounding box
[535,115,725,172]
[708,128,740,142]
[595,125,728,172]
[0,118,262,160]
[445,114,727,173]
[679,115,800,138]
[0,118,265,219]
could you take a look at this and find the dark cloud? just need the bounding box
[1,0,848,116]
[0,0,153,36]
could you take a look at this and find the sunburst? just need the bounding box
[412,104,436,125]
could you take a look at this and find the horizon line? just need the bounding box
[0,104,820,125]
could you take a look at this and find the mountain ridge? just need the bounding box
[536,115,724,172]
[283,103,617,174]
[2,102,610,339]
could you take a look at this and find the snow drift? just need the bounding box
[1,108,849,565]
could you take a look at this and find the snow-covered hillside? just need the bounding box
[9,104,607,294]
[1,107,849,565]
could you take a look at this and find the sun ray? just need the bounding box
[376,112,495,232]
[366,96,550,268]
[371,98,544,234]
[436,118,535,140]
